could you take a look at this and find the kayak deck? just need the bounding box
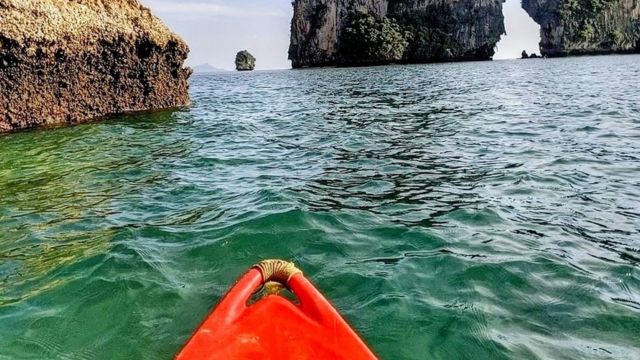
[176,260,377,360]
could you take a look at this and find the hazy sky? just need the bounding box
[142,0,541,70]
[495,0,541,60]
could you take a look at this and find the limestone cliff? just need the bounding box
[289,0,506,68]
[0,0,191,133]
[523,0,640,56]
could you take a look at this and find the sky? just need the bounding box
[494,0,541,60]
[142,0,541,70]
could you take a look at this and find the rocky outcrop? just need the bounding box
[523,0,640,56]
[521,50,541,58]
[288,0,505,68]
[235,50,256,71]
[0,0,191,133]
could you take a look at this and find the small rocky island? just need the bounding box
[0,0,191,133]
[289,0,640,68]
[235,51,256,71]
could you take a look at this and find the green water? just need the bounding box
[1,55,639,359]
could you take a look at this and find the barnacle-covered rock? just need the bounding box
[0,0,191,132]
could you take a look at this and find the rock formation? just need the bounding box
[235,50,256,71]
[289,0,506,68]
[523,0,640,57]
[289,0,640,67]
[0,0,191,133]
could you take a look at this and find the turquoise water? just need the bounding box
[1,55,639,359]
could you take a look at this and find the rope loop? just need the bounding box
[253,260,302,286]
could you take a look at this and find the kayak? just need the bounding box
[176,260,377,360]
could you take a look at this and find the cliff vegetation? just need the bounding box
[341,12,408,65]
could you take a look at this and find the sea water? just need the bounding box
[1,55,639,359]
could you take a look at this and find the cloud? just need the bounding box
[141,0,288,18]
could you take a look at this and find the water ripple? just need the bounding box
[1,55,639,359]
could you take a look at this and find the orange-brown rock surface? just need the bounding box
[0,0,191,132]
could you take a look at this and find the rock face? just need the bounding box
[235,50,256,71]
[523,0,640,57]
[0,0,191,133]
[288,0,505,68]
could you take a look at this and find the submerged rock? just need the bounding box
[289,0,505,68]
[0,0,191,133]
[235,51,256,71]
[523,0,640,57]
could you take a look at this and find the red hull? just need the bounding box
[176,261,377,360]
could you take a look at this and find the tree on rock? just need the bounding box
[235,50,256,71]
[521,50,529,59]
[340,11,408,65]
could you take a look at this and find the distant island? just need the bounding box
[192,63,227,73]
[289,0,640,68]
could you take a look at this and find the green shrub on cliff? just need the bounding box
[402,25,461,60]
[558,0,618,41]
[609,30,624,46]
[558,0,617,20]
[340,12,408,64]
[579,24,596,40]
[390,6,467,61]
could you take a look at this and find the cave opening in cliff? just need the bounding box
[494,0,541,59]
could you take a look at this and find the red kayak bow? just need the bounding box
[176,260,377,360]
